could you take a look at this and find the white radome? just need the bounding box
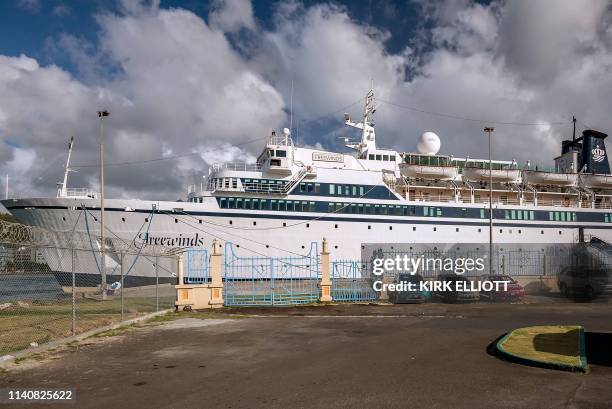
[417,131,441,155]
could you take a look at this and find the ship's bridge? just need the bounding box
[257,128,295,176]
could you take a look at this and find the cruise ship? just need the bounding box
[3,89,612,285]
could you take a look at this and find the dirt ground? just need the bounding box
[1,302,612,409]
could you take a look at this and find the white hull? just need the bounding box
[4,197,611,279]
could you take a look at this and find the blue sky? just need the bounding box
[0,0,422,78]
[0,0,611,200]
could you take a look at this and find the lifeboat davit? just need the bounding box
[522,170,578,186]
[580,174,612,189]
[400,163,458,180]
[463,167,521,183]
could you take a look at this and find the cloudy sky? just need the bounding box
[1,0,611,203]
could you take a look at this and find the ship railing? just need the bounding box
[211,162,262,172]
[59,188,99,199]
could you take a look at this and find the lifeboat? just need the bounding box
[579,174,612,189]
[400,163,458,180]
[522,170,578,186]
[463,167,521,183]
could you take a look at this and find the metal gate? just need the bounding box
[497,250,543,276]
[223,242,320,306]
[185,248,209,284]
[331,260,378,302]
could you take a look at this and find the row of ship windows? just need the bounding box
[548,211,578,222]
[367,154,396,161]
[329,184,367,196]
[604,213,612,223]
[219,197,317,212]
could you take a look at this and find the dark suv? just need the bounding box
[558,266,612,300]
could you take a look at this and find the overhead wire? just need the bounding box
[378,99,571,127]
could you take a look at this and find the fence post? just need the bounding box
[120,251,124,322]
[209,239,224,307]
[320,238,332,302]
[71,247,76,336]
[178,253,185,286]
[155,255,159,312]
[543,254,547,276]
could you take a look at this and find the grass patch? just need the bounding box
[0,296,175,355]
[497,325,586,370]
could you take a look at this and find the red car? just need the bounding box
[480,275,525,302]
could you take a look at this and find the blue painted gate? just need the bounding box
[330,260,378,302]
[223,242,320,306]
[184,248,209,284]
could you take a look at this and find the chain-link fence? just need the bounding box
[0,220,179,356]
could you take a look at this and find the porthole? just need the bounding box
[433,227,437,231]
[175,219,178,223]
[334,245,338,249]
[145,218,148,222]
[334,224,338,229]
[518,229,521,234]
[301,245,305,249]
[368,225,371,230]
[559,231,562,235]
[62,217,66,221]
[413,226,416,231]
[199,219,202,224]
[265,245,269,248]
[541,230,544,234]
[236,244,240,248]
[455,228,459,232]
[283,222,287,227]
[306,223,310,228]
[229,220,233,225]
[122,217,125,222]
[389,226,392,230]
[253,221,257,226]
[478,228,482,232]
[499,229,503,233]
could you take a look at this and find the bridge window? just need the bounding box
[315,183,321,193]
[383,155,389,161]
[329,184,335,195]
[276,150,286,157]
[368,154,375,160]
[376,154,382,160]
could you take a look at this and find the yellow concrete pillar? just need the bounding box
[320,238,332,302]
[208,239,224,307]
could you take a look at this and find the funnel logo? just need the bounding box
[592,147,606,163]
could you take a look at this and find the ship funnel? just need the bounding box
[581,130,610,174]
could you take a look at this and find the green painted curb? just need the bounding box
[495,326,588,373]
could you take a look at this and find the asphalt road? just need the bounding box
[2,302,612,409]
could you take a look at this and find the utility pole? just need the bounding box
[97,110,110,299]
[484,127,495,275]
[5,174,7,200]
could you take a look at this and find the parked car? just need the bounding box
[558,266,612,300]
[388,273,431,304]
[435,274,480,303]
[479,275,525,302]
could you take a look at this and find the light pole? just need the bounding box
[484,127,495,275]
[97,110,110,299]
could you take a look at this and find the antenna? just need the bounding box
[4,174,7,200]
[290,79,294,134]
[58,136,74,198]
[572,115,576,141]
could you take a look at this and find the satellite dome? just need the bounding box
[417,131,441,155]
[283,127,291,136]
